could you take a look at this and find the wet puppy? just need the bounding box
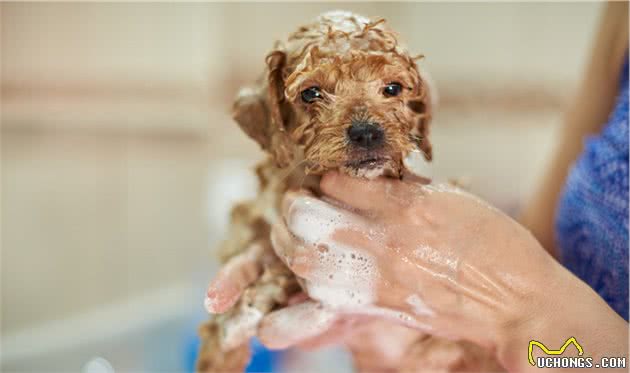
[197,11,497,373]
[246,10,433,177]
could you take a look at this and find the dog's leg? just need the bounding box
[197,241,299,372]
[197,169,301,372]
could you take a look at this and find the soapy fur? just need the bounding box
[197,10,498,372]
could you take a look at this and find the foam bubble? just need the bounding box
[405,294,435,317]
[289,196,377,284]
[403,150,434,179]
[287,196,382,311]
[307,283,373,309]
[361,166,388,180]
[221,306,263,350]
[318,10,370,33]
[413,244,458,272]
[356,305,434,333]
[288,197,348,246]
[262,301,337,347]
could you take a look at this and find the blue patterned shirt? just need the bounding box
[556,57,629,321]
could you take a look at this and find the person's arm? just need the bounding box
[498,260,629,372]
[268,172,628,372]
[520,2,628,258]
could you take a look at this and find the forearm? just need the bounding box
[498,265,628,372]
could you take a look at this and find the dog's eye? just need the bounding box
[383,82,403,97]
[301,86,322,103]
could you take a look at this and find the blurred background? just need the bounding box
[1,2,605,371]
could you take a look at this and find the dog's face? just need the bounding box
[233,11,433,178]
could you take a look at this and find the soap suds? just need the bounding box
[260,301,337,348]
[413,244,458,272]
[318,10,370,33]
[403,150,434,179]
[287,196,350,245]
[287,196,378,307]
[221,306,263,350]
[306,240,378,309]
[355,305,434,333]
[405,294,435,317]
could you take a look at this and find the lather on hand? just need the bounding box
[261,172,628,372]
[207,172,628,372]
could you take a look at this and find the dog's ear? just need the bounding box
[265,50,287,132]
[231,49,294,168]
[264,49,295,167]
[407,68,436,161]
[232,87,271,148]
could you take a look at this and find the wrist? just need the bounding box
[494,259,571,371]
[495,261,628,372]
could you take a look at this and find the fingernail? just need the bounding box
[204,282,234,314]
[204,293,218,313]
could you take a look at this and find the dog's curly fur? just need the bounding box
[234,11,433,176]
[196,11,499,372]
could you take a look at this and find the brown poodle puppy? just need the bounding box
[234,10,433,177]
[197,11,500,373]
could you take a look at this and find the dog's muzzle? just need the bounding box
[347,122,384,150]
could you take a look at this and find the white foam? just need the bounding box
[263,302,337,346]
[306,240,378,310]
[405,294,435,317]
[287,196,347,245]
[413,244,458,272]
[317,10,370,33]
[361,166,388,180]
[307,282,374,310]
[403,150,434,179]
[221,306,263,350]
[287,196,381,309]
[351,305,434,333]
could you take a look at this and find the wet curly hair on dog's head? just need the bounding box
[233,10,434,178]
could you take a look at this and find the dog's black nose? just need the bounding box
[347,123,384,150]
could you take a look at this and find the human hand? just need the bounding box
[204,242,263,315]
[203,199,503,372]
[205,244,433,372]
[270,172,566,365]
[258,299,502,372]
